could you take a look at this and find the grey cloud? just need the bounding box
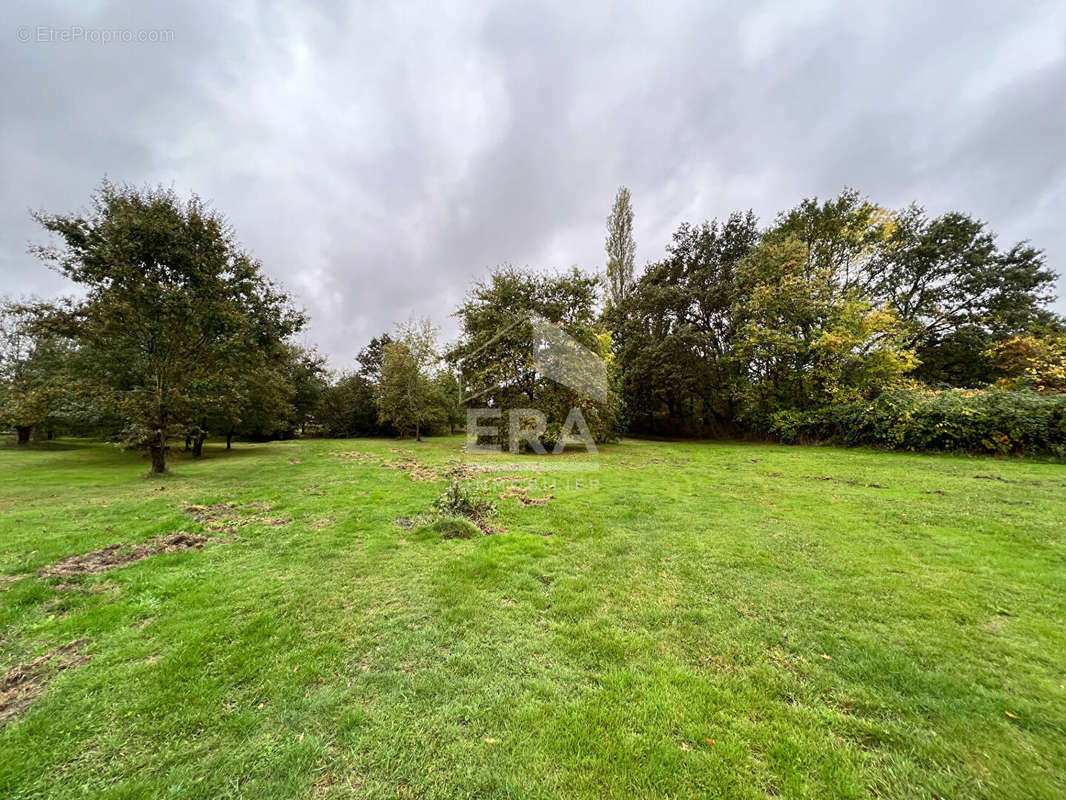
[2,0,1064,367]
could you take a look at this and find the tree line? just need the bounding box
[606,187,1064,439]
[2,180,1064,468]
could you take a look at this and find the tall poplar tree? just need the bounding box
[605,186,635,308]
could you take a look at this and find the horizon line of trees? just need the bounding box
[3,180,1064,468]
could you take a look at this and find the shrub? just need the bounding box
[771,388,1066,456]
[432,480,497,522]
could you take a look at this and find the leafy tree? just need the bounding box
[867,206,1058,384]
[283,345,329,435]
[429,369,464,434]
[766,188,894,295]
[605,186,635,309]
[376,319,439,441]
[317,371,379,437]
[32,182,303,472]
[0,300,74,444]
[989,332,1066,393]
[614,213,759,433]
[357,333,393,382]
[731,225,916,425]
[450,266,621,447]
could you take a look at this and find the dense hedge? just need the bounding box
[770,388,1066,455]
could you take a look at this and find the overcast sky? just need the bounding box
[4,0,1065,368]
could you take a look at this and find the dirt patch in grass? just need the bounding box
[498,484,556,506]
[802,475,888,489]
[183,501,291,532]
[338,450,492,484]
[309,518,334,530]
[764,473,888,489]
[39,533,208,578]
[1,639,90,723]
[184,501,241,532]
[383,456,441,481]
[0,575,19,590]
[334,451,380,464]
[618,457,692,469]
[973,474,1048,486]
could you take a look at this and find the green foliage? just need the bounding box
[376,319,439,440]
[771,388,1066,455]
[614,212,759,434]
[989,332,1066,393]
[0,300,82,442]
[867,206,1058,384]
[431,479,497,522]
[450,266,622,446]
[605,185,635,308]
[316,371,380,437]
[613,188,1062,439]
[733,233,917,426]
[428,369,464,434]
[30,181,303,470]
[356,333,393,382]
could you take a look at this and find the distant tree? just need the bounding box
[317,371,379,437]
[429,369,464,434]
[605,186,635,309]
[284,345,329,435]
[32,181,304,473]
[357,333,393,382]
[989,331,1066,393]
[0,300,75,444]
[614,212,760,433]
[867,207,1058,385]
[732,234,916,424]
[376,319,439,441]
[450,266,621,446]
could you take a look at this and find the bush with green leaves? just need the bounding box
[432,479,497,523]
[771,388,1066,456]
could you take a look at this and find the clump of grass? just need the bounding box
[427,516,482,540]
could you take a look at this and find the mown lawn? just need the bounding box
[0,436,1064,799]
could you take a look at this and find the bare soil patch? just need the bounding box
[39,533,207,578]
[498,484,555,506]
[1,639,90,723]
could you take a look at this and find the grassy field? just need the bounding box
[0,436,1064,799]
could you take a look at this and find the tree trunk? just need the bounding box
[226,431,233,450]
[47,430,55,440]
[150,445,166,474]
[192,417,207,457]
[15,425,32,445]
[415,420,421,442]
[184,437,191,451]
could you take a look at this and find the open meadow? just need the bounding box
[1,436,1064,798]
